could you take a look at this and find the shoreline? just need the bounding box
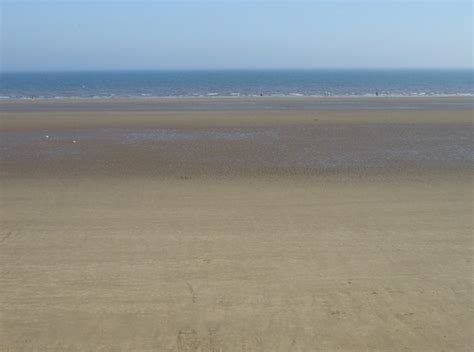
[2,95,473,101]
[1,96,473,112]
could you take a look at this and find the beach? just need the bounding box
[1,99,473,351]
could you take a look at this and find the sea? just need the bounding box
[0,69,473,100]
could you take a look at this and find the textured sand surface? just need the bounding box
[0,106,473,351]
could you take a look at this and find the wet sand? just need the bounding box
[1,102,473,351]
[1,96,473,112]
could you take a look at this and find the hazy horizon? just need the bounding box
[1,0,473,72]
[3,68,474,74]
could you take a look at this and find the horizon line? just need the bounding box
[2,67,473,74]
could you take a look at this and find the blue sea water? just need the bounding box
[0,69,472,99]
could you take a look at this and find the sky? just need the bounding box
[1,0,473,72]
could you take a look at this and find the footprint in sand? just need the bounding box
[177,328,200,352]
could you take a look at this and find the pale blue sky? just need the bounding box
[1,0,472,71]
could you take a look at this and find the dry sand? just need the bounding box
[0,105,473,351]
